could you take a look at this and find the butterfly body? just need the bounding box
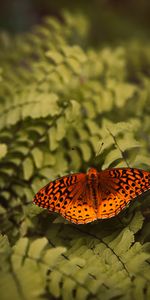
[33,167,150,224]
[86,168,100,210]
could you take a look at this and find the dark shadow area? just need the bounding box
[0,0,150,46]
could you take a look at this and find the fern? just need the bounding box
[0,212,150,300]
[0,11,150,300]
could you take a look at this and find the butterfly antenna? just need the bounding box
[95,141,104,157]
[92,141,104,166]
[71,146,80,152]
[106,127,130,167]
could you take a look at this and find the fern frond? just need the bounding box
[0,11,150,300]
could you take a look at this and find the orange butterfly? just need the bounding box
[33,167,150,224]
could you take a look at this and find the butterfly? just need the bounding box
[33,167,150,224]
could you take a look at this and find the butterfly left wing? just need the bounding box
[33,172,97,224]
[97,168,150,219]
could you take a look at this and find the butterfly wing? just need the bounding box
[97,168,150,219]
[33,172,97,224]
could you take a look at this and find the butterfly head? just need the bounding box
[87,167,98,179]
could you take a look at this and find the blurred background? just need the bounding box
[0,0,150,46]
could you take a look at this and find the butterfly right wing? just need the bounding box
[97,168,150,219]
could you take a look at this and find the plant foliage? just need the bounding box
[0,12,150,300]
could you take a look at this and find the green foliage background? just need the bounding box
[0,11,150,300]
